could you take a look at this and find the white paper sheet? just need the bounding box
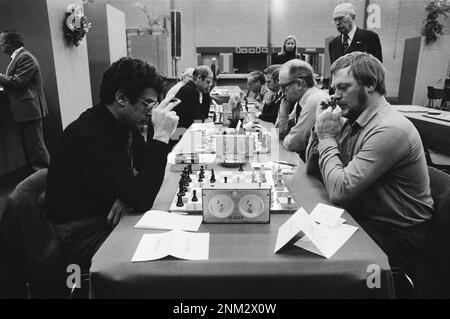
[131,230,210,262]
[295,223,358,259]
[274,207,358,259]
[134,210,203,232]
[309,203,344,228]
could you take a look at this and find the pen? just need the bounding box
[273,160,297,167]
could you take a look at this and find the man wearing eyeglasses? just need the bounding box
[275,59,329,161]
[328,3,382,65]
[44,57,180,272]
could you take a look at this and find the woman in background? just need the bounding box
[272,35,302,64]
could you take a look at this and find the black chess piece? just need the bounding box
[210,169,216,183]
[224,176,228,183]
[176,193,184,207]
[198,175,203,183]
[191,190,198,202]
[199,166,205,179]
[238,163,244,171]
[187,164,193,175]
[178,179,186,194]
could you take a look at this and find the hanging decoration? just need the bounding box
[63,4,92,46]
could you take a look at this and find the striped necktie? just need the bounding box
[342,33,350,51]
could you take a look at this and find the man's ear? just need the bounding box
[115,90,129,107]
[366,83,376,94]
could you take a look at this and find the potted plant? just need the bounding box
[421,0,450,45]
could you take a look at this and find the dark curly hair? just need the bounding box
[99,57,164,105]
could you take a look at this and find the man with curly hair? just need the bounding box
[44,57,179,271]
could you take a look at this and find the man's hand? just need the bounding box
[151,97,180,144]
[316,106,343,140]
[107,199,134,228]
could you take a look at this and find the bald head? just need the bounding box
[279,59,316,88]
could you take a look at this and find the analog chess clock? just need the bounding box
[202,184,271,223]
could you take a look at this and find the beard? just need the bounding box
[342,87,368,123]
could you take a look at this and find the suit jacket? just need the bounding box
[174,80,211,128]
[0,49,48,123]
[329,27,383,65]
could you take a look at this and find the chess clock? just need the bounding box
[202,184,271,223]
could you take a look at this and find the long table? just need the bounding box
[396,105,450,155]
[89,122,394,299]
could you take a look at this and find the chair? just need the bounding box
[441,87,450,110]
[0,169,93,298]
[416,167,450,298]
[426,86,445,108]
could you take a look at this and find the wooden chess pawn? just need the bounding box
[176,193,184,207]
[191,190,198,202]
[210,169,216,183]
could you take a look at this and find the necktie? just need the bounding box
[342,33,350,51]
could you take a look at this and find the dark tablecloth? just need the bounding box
[90,122,394,299]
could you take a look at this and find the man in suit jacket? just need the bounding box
[174,65,213,131]
[0,30,50,171]
[328,3,383,65]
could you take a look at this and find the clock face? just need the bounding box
[208,194,234,219]
[239,194,265,218]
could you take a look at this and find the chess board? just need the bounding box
[169,169,298,214]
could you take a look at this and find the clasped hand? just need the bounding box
[315,98,343,140]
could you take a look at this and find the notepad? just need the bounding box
[131,230,210,262]
[134,210,203,232]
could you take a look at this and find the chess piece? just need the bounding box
[261,135,267,148]
[200,166,205,178]
[176,193,184,207]
[251,170,257,183]
[238,163,244,171]
[198,175,203,183]
[275,178,284,191]
[191,190,198,202]
[178,180,186,195]
[224,176,228,183]
[259,171,266,183]
[210,169,216,183]
[187,164,193,175]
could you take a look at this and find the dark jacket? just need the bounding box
[0,48,48,123]
[259,90,283,124]
[329,27,383,65]
[44,103,169,224]
[174,80,211,128]
[272,52,302,65]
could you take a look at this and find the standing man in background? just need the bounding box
[0,30,50,172]
[328,3,382,65]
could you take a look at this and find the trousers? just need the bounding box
[19,119,50,171]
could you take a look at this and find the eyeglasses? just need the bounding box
[333,15,351,24]
[279,78,299,92]
[138,97,159,112]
